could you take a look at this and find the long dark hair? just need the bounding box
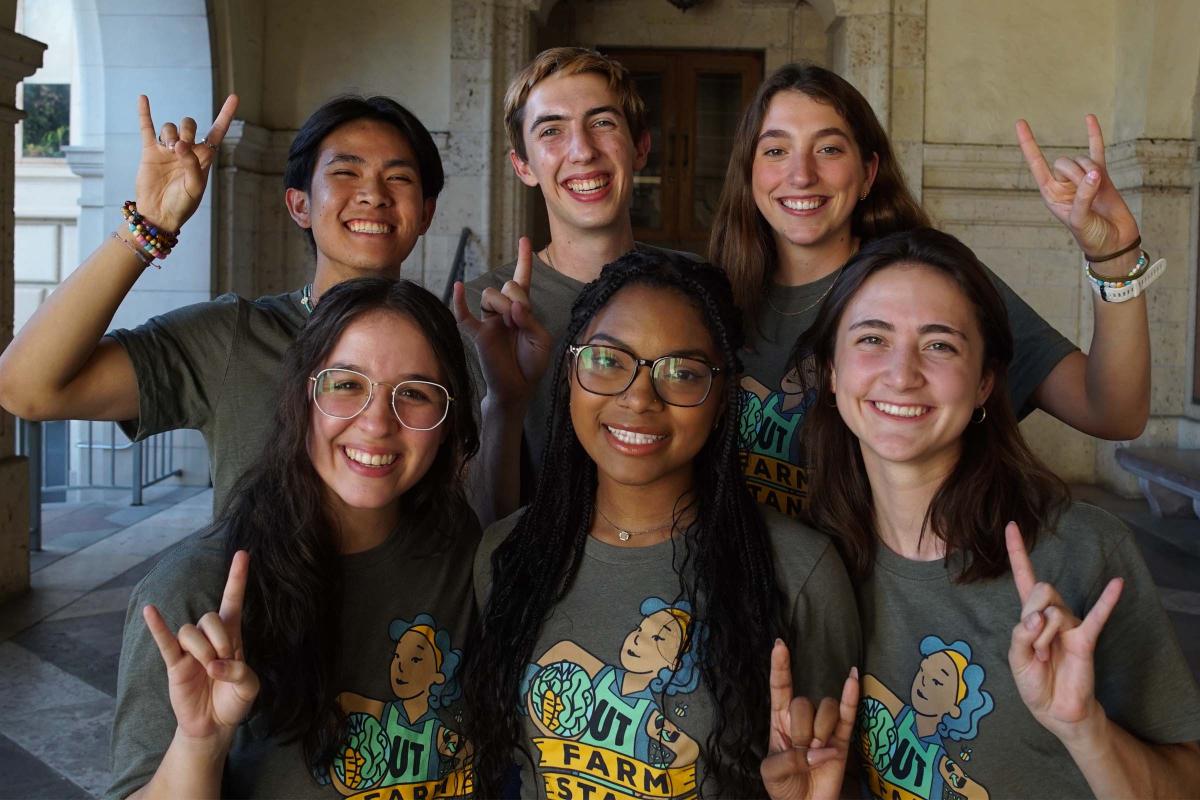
[463,251,786,797]
[219,277,478,771]
[795,228,1068,582]
[284,95,445,253]
[709,62,929,324]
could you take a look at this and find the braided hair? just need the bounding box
[464,251,786,797]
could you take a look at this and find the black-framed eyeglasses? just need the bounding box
[568,344,722,408]
[309,368,452,431]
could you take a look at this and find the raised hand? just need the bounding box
[1016,115,1139,260]
[143,550,259,747]
[761,640,858,800]
[453,237,553,406]
[1006,522,1122,741]
[135,94,239,233]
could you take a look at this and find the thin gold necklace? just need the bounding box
[595,507,674,542]
[764,265,844,317]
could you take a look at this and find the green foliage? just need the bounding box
[22,83,70,158]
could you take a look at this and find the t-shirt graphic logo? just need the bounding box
[858,635,994,800]
[329,613,472,799]
[523,597,703,799]
[738,354,818,518]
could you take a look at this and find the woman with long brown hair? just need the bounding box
[796,226,1199,799]
[710,64,1154,521]
[107,278,480,799]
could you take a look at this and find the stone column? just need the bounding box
[444,0,543,283]
[0,25,46,603]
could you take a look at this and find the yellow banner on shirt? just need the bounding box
[863,767,925,800]
[343,767,472,800]
[533,737,697,800]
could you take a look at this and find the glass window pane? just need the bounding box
[692,73,742,231]
[630,71,663,231]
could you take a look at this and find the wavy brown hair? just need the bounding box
[795,228,1068,583]
[219,278,478,774]
[709,62,929,326]
[503,46,647,161]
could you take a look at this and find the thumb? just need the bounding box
[512,300,550,347]
[1009,610,1044,675]
[1068,169,1103,233]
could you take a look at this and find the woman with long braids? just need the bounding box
[107,278,480,799]
[796,227,1200,798]
[464,251,861,799]
[711,63,1153,521]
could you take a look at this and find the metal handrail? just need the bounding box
[15,418,183,551]
[441,227,473,305]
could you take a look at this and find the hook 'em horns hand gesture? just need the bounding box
[1016,115,1139,259]
[136,93,239,233]
[761,640,859,800]
[1005,522,1123,743]
[142,550,259,748]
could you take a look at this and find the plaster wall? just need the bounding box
[925,0,1114,146]
[261,0,451,132]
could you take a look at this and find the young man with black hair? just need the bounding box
[0,94,443,511]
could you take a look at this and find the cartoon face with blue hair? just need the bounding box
[388,613,463,715]
[620,597,701,697]
[911,636,992,742]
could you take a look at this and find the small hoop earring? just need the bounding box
[972,406,987,424]
[826,393,838,408]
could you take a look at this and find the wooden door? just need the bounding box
[605,48,764,257]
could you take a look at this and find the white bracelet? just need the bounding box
[1083,252,1165,303]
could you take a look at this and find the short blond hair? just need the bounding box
[504,46,647,160]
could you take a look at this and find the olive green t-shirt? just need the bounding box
[107,290,308,514]
[106,505,480,799]
[855,502,1200,800]
[474,506,861,799]
[737,268,1077,519]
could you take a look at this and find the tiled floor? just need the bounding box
[0,484,1197,798]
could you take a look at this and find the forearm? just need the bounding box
[467,397,528,528]
[126,728,228,800]
[1082,246,1151,436]
[1063,708,1200,799]
[0,228,146,417]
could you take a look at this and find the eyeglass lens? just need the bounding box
[312,369,449,430]
[574,345,713,406]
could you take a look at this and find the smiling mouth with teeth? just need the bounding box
[872,401,930,418]
[605,425,667,445]
[780,197,826,211]
[343,446,399,467]
[565,177,611,194]
[345,220,394,234]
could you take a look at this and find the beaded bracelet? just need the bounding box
[121,201,179,260]
[1085,249,1150,286]
[110,231,159,269]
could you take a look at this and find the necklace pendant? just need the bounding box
[618,530,631,542]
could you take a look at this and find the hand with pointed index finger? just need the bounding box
[761,640,858,800]
[135,94,239,233]
[1005,522,1123,743]
[452,237,552,407]
[1016,115,1139,258]
[143,550,259,746]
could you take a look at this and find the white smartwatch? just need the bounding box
[1084,251,1166,303]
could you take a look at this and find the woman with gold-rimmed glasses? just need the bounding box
[108,278,480,799]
